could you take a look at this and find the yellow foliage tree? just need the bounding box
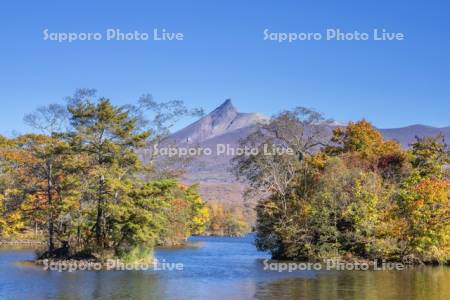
[398,175,450,263]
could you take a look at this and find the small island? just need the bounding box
[233,111,449,265]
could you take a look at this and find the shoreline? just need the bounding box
[0,240,44,246]
[3,237,448,269]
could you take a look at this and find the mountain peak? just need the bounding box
[211,99,237,116]
[223,98,232,106]
[170,99,269,144]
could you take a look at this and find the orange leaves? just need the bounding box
[398,177,450,261]
[329,120,403,159]
[412,178,450,206]
[325,120,408,181]
[170,198,189,211]
[412,199,424,209]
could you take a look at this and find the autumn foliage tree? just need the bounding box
[0,137,25,237]
[397,175,450,263]
[4,134,78,253]
[237,110,450,264]
[206,201,250,237]
[0,89,209,262]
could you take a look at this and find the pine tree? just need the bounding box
[67,94,150,251]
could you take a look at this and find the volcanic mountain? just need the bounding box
[168,99,269,205]
[170,99,269,145]
[169,100,449,204]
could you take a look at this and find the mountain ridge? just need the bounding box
[172,99,449,147]
[169,100,449,205]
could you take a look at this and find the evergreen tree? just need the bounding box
[67,92,150,251]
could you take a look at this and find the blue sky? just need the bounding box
[0,0,449,135]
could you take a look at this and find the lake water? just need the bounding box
[0,235,449,299]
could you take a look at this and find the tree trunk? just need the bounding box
[47,164,55,254]
[96,175,105,248]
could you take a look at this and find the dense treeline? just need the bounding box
[234,108,450,264]
[0,90,209,261]
[206,202,251,237]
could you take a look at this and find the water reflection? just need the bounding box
[1,237,449,300]
[255,268,450,300]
